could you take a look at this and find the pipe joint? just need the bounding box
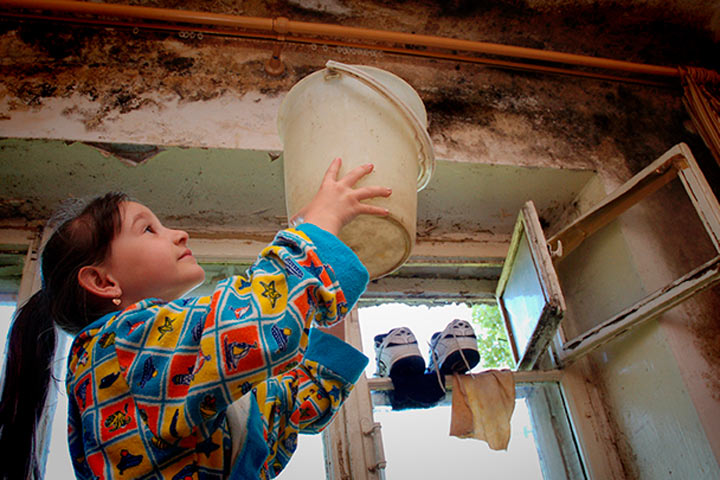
[272,16,289,35]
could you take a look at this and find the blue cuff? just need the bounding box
[297,223,369,309]
[305,328,369,384]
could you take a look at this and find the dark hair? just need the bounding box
[0,192,128,480]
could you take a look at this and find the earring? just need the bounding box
[112,298,122,306]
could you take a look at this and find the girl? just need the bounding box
[0,158,391,479]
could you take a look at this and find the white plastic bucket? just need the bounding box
[278,60,435,279]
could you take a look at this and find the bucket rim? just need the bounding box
[278,61,435,192]
[326,61,435,192]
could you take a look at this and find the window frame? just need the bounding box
[548,143,720,365]
[360,303,586,480]
[495,200,567,370]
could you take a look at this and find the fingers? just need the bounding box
[356,203,390,217]
[352,186,392,218]
[340,162,375,187]
[354,186,392,201]
[322,157,342,183]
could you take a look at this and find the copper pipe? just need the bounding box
[2,11,673,88]
[283,20,678,78]
[0,11,277,41]
[0,0,274,30]
[0,0,680,80]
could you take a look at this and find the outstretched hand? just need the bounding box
[292,157,392,236]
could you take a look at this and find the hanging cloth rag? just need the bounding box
[450,370,515,450]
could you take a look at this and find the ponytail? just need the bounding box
[0,290,58,480]
[0,191,127,479]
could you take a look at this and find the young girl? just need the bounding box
[0,158,391,479]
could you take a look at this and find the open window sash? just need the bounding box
[496,143,720,370]
[496,200,566,371]
[550,143,720,365]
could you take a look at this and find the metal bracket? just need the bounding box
[361,419,387,476]
[265,43,285,76]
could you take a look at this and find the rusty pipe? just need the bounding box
[14,11,683,88]
[0,10,673,88]
[0,0,680,79]
[0,0,274,30]
[281,20,678,78]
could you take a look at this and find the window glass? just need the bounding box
[276,433,325,478]
[374,402,542,478]
[502,234,547,357]
[46,330,73,477]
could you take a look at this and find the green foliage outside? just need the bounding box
[471,303,514,369]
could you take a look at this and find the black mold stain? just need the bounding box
[17,23,97,60]
[160,54,195,74]
[15,81,57,106]
[0,20,18,36]
[113,91,140,113]
[436,0,532,18]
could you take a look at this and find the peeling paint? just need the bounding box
[688,287,720,400]
[0,3,715,175]
[1,1,720,476]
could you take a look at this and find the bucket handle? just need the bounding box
[325,60,435,191]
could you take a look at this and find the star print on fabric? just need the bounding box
[260,280,282,308]
[306,262,324,278]
[196,437,220,458]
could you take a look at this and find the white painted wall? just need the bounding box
[0,92,284,151]
[3,71,720,479]
[556,171,720,479]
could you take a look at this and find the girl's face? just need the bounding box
[104,201,206,305]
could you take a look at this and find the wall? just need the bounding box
[1,2,720,478]
[556,170,720,479]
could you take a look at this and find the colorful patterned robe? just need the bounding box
[66,225,369,479]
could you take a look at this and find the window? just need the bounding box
[276,433,325,478]
[549,143,720,365]
[373,403,542,478]
[496,201,565,370]
[353,302,585,480]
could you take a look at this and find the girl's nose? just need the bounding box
[172,228,189,244]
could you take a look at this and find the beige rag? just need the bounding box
[450,370,515,450]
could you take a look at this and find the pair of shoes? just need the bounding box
[374,319,480,378]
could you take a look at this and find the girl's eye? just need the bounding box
[144,225,154,233]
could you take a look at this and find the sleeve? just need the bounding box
[113,227,368,443]
[295,223,368,307]
[252,327,369,476]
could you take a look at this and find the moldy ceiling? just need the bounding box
[0,0,719,230]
